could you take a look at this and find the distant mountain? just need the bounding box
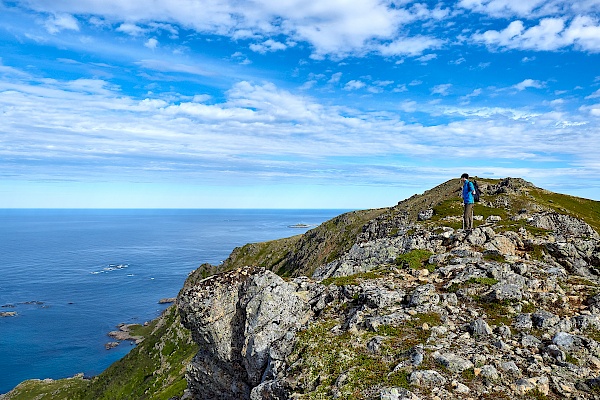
[5,177,600,400]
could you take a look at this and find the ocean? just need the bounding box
[0,209,346,394]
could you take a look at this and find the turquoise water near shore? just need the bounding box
[0,209,346,393]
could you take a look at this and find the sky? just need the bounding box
[0,0,599,209]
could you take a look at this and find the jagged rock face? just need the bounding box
[177,267,314,399]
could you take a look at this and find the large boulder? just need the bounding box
[178,267,313,399]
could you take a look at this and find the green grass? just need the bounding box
[288,313,441,399]
[483,252,506,263]
[395,249,434,270]
[2,376,89,400]
[321,270,385,286]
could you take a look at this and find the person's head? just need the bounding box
[461,173,469,182]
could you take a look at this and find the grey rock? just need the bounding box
[418,209,434,221]
[433,352,474,373]
[573,314,600,330]
[408,284,439,307]
[178,267,312,399]
[513,313,533,330]
[500,361,522,378]
[553,331,575,348]
[530,212,599,239]
[249,380,288,400]
[360,286,405,309]
[544,344,566,362]
[522,334,542,347]
[469,318,492,336]
[532,309,560,329]
[495,325,512,338]
[367,336,385,354]
[408,370,447,387]
[380,387,420,400]
[480,364,499,380]
[490,283,523,302]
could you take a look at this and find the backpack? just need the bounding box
[472,180,481,202]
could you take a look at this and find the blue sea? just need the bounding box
[0,209,346,394]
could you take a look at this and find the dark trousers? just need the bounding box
[463,203,474,230]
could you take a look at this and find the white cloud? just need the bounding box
[458,0,548,18]
[586,89,600,99]
[431,83,452,96]
[44,13,79,34]
[249,39,287,54]
[399,100,418,112]
[513,79,545,91]
[145,38,159,50]
[18,0,452,59]
[328,72,342,84]
[343,80,366,91]
[459,0,600,19]
[416,54,437,63]
[135,59,213,76]
[473,17,600,52]
[379,36,443,57]
[116,23,146,36]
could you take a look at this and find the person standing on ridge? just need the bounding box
[461,173,476,231]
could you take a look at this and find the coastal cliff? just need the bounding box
[177,177,600,399]
[4,177,600,399]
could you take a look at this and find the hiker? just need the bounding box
[461,173,476,231]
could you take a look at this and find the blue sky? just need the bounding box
[1,0,599,208]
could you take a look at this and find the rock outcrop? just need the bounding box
[177,177,600,399]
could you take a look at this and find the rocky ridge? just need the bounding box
[177,178,600,399]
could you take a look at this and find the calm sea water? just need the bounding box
[0,209,346,393]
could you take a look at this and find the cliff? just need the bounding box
[4,177,600,399]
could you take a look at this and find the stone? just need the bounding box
[513,313,533,330]
[480,365,499,380]
[514,376,550,396]
[408,284,439,307]
[469,318,493,336]
[178,267,312,399]
[544,344,565,362]
[367,336,385,354]
[500,361,522,378]
[409,370,447,387]
[532,309,560,329]
[495,325,512,338]
[490,283,523,302]
[521,334,542,347]
[433,352,474,373]
[418,209,434,221]
[380,387,420,400]
[552,331,575,349]
[0,311,17,317]
[451,380,470,394]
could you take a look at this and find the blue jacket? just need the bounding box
[463,180,475,204]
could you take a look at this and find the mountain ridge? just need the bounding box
[4,177,600,399]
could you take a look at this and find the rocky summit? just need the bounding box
[177,177,600,400]
[4,177,600,400]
